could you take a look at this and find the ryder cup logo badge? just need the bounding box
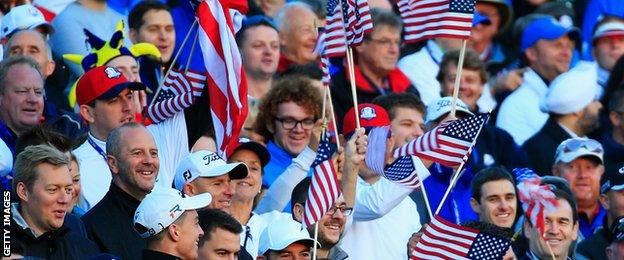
[104,67,121,79]
[360,107,377,120]
[619,166,624,174]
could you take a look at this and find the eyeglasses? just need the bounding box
[275,117,315,130]
[326,205,353,216]
[561,138,603,154]
[367,37,401,48]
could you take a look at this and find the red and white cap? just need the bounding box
[76,66,145,106]
[342,103,390,135]
[1,4,54,38]
[593,21,624,42]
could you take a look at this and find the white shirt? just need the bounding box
[0,139,12,178]
[398,40,444,106]
[339,157,430,260]
[496,68,550,145]
[74,112,189,211]
[73,133,109,211]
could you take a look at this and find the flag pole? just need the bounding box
[312,221,320,260]
[434,113,489,215]
[327,88,341,149]
[149,19,199,108]
[184,28,200,74]
[449,39,468,118]
[417,165,434,220]
[346,47,361,129]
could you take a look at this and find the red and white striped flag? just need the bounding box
[196,0,248,158]
[394,113,488,167]
[148,68,206,123]
[303,131,342,227]
[412,215,511,259]
[516,173,558,237]
[398,0,476,44]
[341,0,374,46]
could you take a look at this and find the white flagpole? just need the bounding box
[449,39,468,118]
[346,47,361,129]
[312,222,320,260]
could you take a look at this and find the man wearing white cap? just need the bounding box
[591,16,624,88]
[0,4,54,41]
[174,150,248,213]
[258,218,318,259]
[496,16,579,145]
[552,137,606,238]
[134,187,211,259]
[523,67,603,175]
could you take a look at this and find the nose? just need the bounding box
[224,182,234,197]
[58,190,71,204]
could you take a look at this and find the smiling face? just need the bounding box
[0,63,44,134]
[132,9,175,63]
[279,6,318,64]
[188,174,234,213]
[68,158,81,210]
[389,107,425,148]
[80,88,136,140]
[19,163,73,236]
[526,35,574,82]
[524,198,578,259]
[593,35,624,71]
[175,210,204,260]
[270,101,314,156]
[358,25,401,77]
[198,227,241,259]
[109,127,159,199]
[554,157,604,209]
[230,149,262,202]
[471,179,517,228]
[313,197,347,246]
[441,64,484,111]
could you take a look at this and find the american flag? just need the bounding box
[516,173,557,238]
[383,156,421,189]
[398,0,476,44]
[147,68,206,123]
[323,0,347,57]
[412,215,511,260]
[196,0,248,158]
[314,29,333,86]
[303,130,342,228]
[341,0,373,46]
[394,113,489,167]
[513,168,540,183]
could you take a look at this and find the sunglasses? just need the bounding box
[561,138,603,154]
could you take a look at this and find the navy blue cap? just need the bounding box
[473,12,491,27]
[241,15,277,31]
[521,17,580,52]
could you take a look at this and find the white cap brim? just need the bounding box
[180,192,212,210]
[268,238,320,253]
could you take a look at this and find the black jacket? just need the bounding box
[9,205,99,259]
[82,183,146,260]
[576,216,609,260]
[143,249,182,260]
[522,117,572,175]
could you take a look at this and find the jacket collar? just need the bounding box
[108,182,142,217]
[142,249,182,259]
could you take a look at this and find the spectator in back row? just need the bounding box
[274,2,317,73]
[523,67,602,175]
[496,16,579,145]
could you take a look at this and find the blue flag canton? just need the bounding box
[513,168,540,182]
[312,134,334,168]
[449,0,476,14]
[442,114,489,142]
[384,156,415,181]
[327,0,338,17]
[155,89,176,102]
[467,233,511,259]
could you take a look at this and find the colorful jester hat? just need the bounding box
[63,20,160,107]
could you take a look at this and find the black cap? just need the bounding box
[609,216,624,244]
[231,138,271,168]
[601,162,624,194]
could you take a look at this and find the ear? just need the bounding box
[571,221,579,241]
[107,155,119,175]
[523,219,531,238]
[469,197,481,215]
[293,203,305,222]
[168,224,181,242]
[129,29,139,44]
[44,60,56,77]
[79,104,96,124]
[600,193,610,210]
[525,47,538,64]
[551,164,560,177]
[183,183,195,196]
[267,121,275,134]
[16,182,29,202]
[606,244,615,259]
[610,111,621,127]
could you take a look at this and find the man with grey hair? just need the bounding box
[0,55,45,190]
[274,2,318,72]
[8,144,99,258]
[82,122,159,260]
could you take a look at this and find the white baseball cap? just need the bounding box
[1,4,54,39]
[133,187,212,238]
[554,137,604,164]
[258,218,320,255]
[174,150,248,191]
[425,96,474,124]
[540,66,600,115]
